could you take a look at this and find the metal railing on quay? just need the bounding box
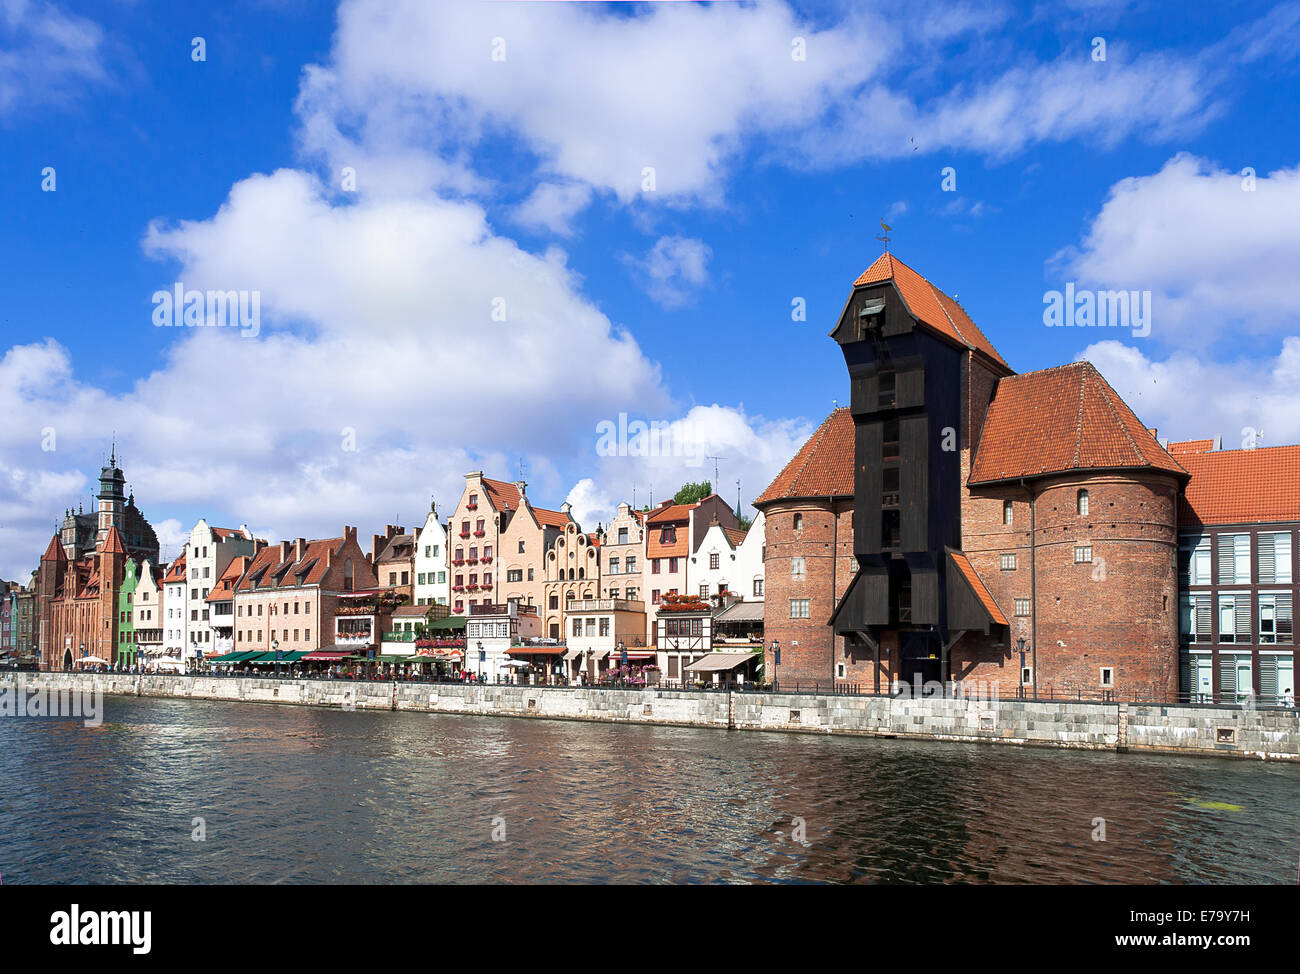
[17,668,1300,709]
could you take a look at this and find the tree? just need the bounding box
[736,512,753,532]
[672,481,712,505]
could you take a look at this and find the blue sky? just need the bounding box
[2,0,1299,578]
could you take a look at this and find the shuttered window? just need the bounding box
[1219,653,1253,702]
[1180,537,1210,586]
[1217,533,1250,584]
[1219,656,1237,697]
[1218,594,1251,643]
[1259,593,1293,644]
[1260,656,1279,700]
[1181,594,1212,642]
[1258,532,1292,584]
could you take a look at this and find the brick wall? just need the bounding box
[760,498,855,686]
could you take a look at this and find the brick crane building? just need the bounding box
[757,253,1187,701]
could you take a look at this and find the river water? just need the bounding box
[2,696,1297,884]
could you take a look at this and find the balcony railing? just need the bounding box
[382,631,417,642]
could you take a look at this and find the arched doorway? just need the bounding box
[62,648,73,670]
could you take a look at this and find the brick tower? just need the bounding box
[97,526,126,664]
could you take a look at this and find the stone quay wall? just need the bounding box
[5,672,1299,761]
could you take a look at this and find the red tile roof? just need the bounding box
[481,478,522,511]
[206,557,250,602]
[646,502,698,524]
[100,526,126,555]
[969,362,1187,485]
[41,534,67,563]
[1179,444,1300,527]
[530,506,571,529]
[949,551,1009,626]
[722,525,748,548]
[1167,438,1217,456]
[755,408,854,506]
[852,253,1009,370]
[162,554,187,583]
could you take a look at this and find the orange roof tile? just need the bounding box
[721,526,747,548]
[481,478,522,511]
[852,253,1009,369]
[530,506,571,529]
[646,502,697,524]
[755,408,854,506]
[206,557,250,602]
[100,526,126,555]
[949,551,1010,626]
[969,362,1187,485]
[1179,444,1300,527]
[162,554,187,583]
[1167,438,1216,456]
[41,534,66,563]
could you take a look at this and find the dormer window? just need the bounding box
[858,296,885,340]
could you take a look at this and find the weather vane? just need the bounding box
[876,219,891,253]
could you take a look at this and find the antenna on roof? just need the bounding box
[705,455,727,486]
[736,478,741,514]
[518,456,527,481]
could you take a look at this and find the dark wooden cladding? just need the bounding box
[829,278,1004,668]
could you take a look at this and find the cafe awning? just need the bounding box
[211,650,262,663]
[684,652,756,673]
[423,616,467,631]
[714,601,764,623]
[301,649,353,661]
[246,651,310,663]
[507,646,567,657]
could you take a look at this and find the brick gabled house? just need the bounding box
[758,253,1187,701]
[37,525,128,669]
[449,472,572,616]
[231,527,377,657]
[643,494,738,644]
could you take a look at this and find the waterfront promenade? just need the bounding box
[6,670,1300,762]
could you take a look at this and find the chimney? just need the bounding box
[295,538,306,562]
[279,540,291,563]
[561,502,572,516]
[344,525,357,542]
[372,534,385,563]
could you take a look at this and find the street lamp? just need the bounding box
[272,636,280,677]
[1016,637,1028,699]
[769,639,780,690]
[476,639,484,682]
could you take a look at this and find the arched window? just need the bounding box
[344,558,354,592]
[1002,501,1013,526]
[793,513,803,531]
[1077,490,1089,516]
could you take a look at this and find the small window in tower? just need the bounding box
[1003,501,1013,526]
[878,370,896,407]
[1077,490,1090,516]
[1100,667,1114,688]
[793,513,803,532]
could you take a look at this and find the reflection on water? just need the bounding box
[2,696,1297,884]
